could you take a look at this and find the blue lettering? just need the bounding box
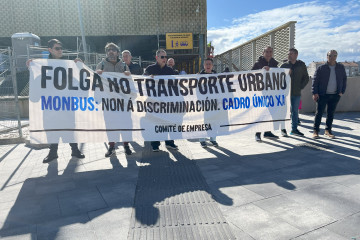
[228,98,234,109]
[80,97,87,111]
[223,98,228,110]
[53,96,61,111]
[88,97,95,111]
[62,96,71,110]
[72,97,79,111]
[41,96,52,110]
[234,97,239,109]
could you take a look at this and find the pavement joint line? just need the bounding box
[290,220,340,239]
[95,185,110,209]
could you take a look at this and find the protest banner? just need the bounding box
[29,59,290,144]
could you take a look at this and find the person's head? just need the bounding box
[327,50,338,66]
[155,49,167,67]
[122,50,132,65]
[105,42,120,63]
[167,58,175,68]
[204,58,214,73]
[263,46,273,62]
[288,48,298,63]
[48,39,63,59]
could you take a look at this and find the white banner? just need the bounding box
[29,59,291,144]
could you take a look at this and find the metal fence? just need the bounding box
[213,21,296,73]
[0,47,24,140]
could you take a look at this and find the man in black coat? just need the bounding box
[144,49,179,152]
[251,46,279,142]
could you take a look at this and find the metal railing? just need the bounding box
[0,47,23,140]
[213,21,296,73]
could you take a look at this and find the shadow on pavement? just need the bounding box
[1,113,359,238]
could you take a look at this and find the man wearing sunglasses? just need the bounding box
[144,49,178,152]
[96,43,131,157]
[312,50,347,139]
[27,39,85,163]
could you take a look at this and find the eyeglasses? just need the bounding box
[327,55,337,57]
[159,56,167,59]
[106,48,118,52]
[54,47,62,51]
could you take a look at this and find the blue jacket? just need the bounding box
[312,62,347,95]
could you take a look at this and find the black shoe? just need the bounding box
[200,141,207,148]
[152,145,160,152]
[43,153,58,163]
[263,131,279,139]
[71,149,85,158]
[281,129,288,137]
[105,147,115,157]
[166,143,178,150]
[290,129,304,137]
[210,141,219,147]
[124,145,132,155]
[255,132,262,142]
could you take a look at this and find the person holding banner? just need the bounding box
[144,49,179,152]
[96,43,132,157]
[280,48,309,137]
[27,39,85,163]
[199,58,219,148]
[251,46,280,142]
[122,50,143,75]
[167,58,179,75]
[312,50,346,139]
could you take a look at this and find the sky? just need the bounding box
[206,0,360,65]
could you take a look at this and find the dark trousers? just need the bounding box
[49,143,78,153]
[313,94,341,132]
[108,142,129,148]
[151,140,174,148]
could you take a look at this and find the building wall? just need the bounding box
[0,0,207,38]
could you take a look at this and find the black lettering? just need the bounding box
[41,66,53,88]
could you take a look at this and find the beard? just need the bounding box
[107,53,118,62]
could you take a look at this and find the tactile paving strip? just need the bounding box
[128,143,235,240]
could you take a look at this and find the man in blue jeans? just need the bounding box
[280,48,309,137]
[312,50,347,139]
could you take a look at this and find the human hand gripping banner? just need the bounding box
[29,59,291,144]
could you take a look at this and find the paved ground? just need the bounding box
[0,112,359,240]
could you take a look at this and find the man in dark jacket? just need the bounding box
[27,39,85,163]
[167,58,179,75]
[280,48,309,137]
[122,50,143,75]
[251,46,279,142]
[144,49,179,152]
[198,58,218,148]
[312,50,346,139]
